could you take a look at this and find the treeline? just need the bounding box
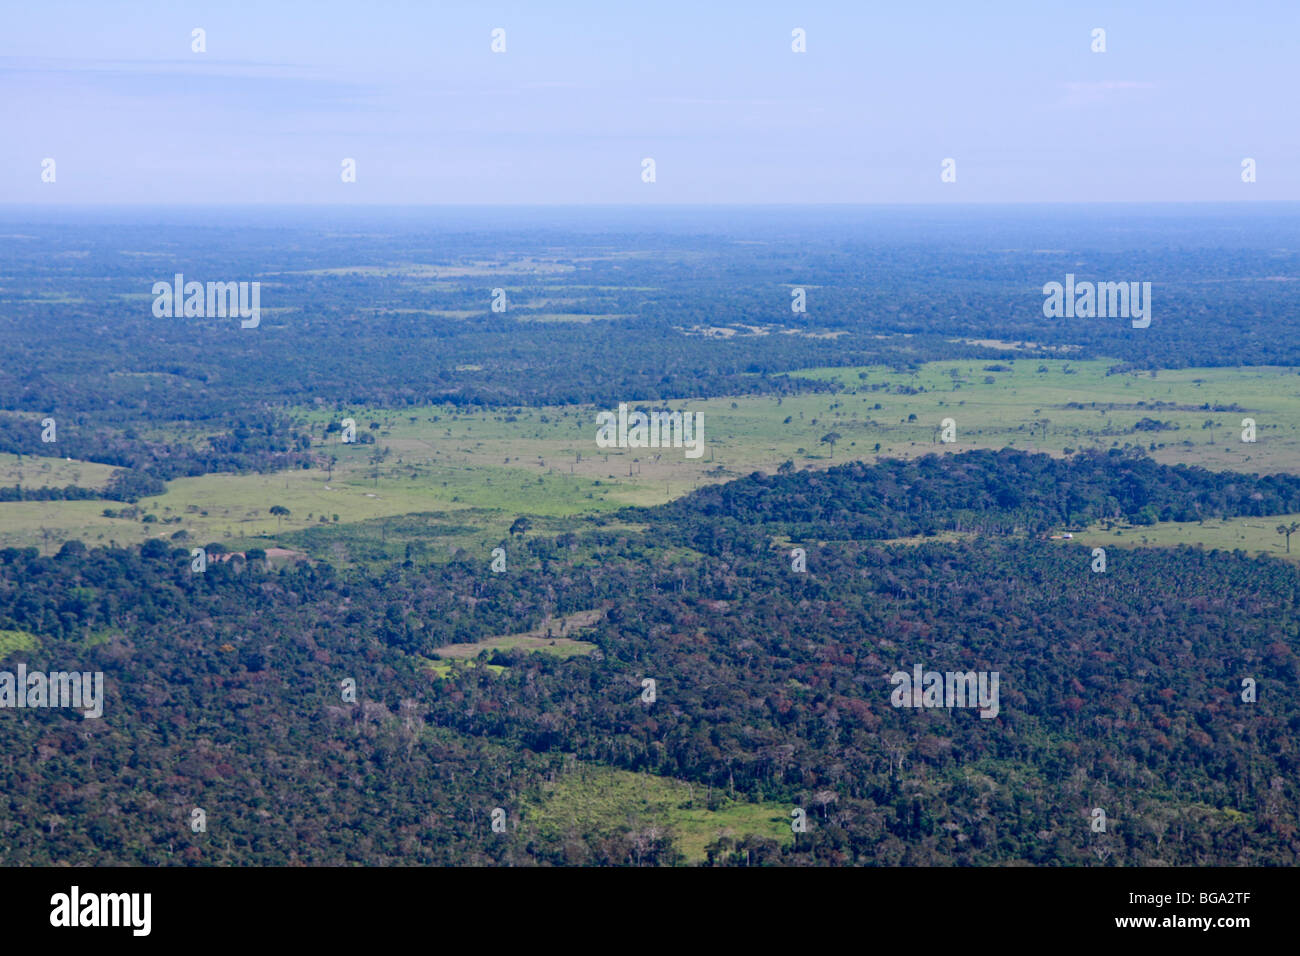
[0,484,101,502]
[0,412,312,496]
[0,471,164,503]
[633,448,1300,553]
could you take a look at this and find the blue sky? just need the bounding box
[3,0,1297,204]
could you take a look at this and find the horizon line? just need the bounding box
[2,199,1297,209]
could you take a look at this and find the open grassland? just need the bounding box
[279,259,578,278]
[518,764,793,864]
[0,499,151,552]
[791,360,1300,474]
[0,459,614,554]
[510,312,628,323]
[302,359,1300,499]
[3,359,1300,558]
[419,657,508,679]
[0,453,117,491]
[0,629,40,659]
[432,609,602,660]
[1068,511,1300,562]
[434,633,596,660]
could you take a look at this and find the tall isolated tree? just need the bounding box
[1276,521,1300,553]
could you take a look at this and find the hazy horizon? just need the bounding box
[5,0,1298,205]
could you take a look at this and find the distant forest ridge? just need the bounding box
[1,208,1299,431]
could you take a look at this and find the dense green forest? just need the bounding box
[640,448,1300,547]
[2,450,1296,865]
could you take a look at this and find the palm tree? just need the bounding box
[270,505,290,531]
[1276,521,1300,553]
[819,432,841,458]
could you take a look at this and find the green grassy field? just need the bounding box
[0,629,40,659]
[1068,511,1300,561]
[510,313,628,323]
[3,359,1299,559]
[0,453,117,491]
[420,657,509,679]
[518,764,794,864]
[433,609,602,660]
[791,360,1300,473]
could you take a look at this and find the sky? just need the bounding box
[2,0,1298,204]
